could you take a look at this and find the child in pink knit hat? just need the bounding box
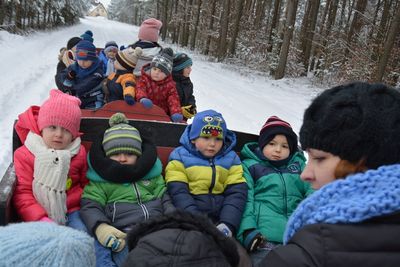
[128,18,163,77]
[13,89,89,231]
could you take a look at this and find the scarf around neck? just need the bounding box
[24,132,81,224]
[284,164,400,243]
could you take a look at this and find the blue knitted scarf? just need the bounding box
[284,164,400,243]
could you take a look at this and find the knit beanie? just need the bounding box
[258,116,298,154]
[138,18,162,43]
[189,109,227,141]
[104,41,118,54]
[75,40,97,61]
[116,47,143,72]
[0,222,95,267]
[300,82,400,169]
[151,47,174,76]
[37,89,81,138]
[80,30,94,43]
[173,52,193,73]
[103,113,142,157]
[67,37,81,50]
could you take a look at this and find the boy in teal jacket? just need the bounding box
[80,113,174,267]
[237,116,313,262]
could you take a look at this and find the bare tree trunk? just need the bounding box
[375,5,400,81]
[182,0,193,47]
[204,0,217,55]
[347,0,367,43]
[218,0,230,60]
[267,0,282,52]
[299,0,320,71]
[160,0,169,40]
[275,0,298,79]
[254,0,267,28]
[190,0,202,50]
[229,0,244,55]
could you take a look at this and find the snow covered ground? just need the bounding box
[0,16,324,178]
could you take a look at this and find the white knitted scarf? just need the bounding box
[24,132,81,224]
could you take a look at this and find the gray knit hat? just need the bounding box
[151,47,174,76]
[103,113,142,157]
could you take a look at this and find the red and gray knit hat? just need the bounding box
[258,116,298,154]
[103,113,142,157]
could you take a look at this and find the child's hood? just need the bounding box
[15,105,41,144]
[179,124,237,157]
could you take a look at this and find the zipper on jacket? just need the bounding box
[209,158,216,194]
[132,183,149,220]
[278,170,288,217]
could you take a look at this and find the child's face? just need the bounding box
[109,153,138,165]
[182,66,192,77]
[191,136,223,158]
[77,59,93,69]
[42,126,73,150]
[300,148,341,189]
[106,49,117,60]
[262,134,290,161]
[114,60,124,71]
[150,67,167,81]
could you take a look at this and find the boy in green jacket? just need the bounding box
[80,113,174,267]
[237,116,313,264]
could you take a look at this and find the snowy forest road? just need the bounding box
[0,17,322,178]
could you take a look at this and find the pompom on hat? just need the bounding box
[189,109,227,141]
[37,89,82,138]
[116,47,143,72]
[138,18,162,43]
[173,52,193,73]
[258,116,298,154]
[0,222,95,267]
[103,113,142,157]
[75,40,97,62]
[300,82,400,169]
[151,47,174,76]
[80,30,94,43]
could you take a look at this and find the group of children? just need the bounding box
[11,83,312,266]
[54,18,197,122]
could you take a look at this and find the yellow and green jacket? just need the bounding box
[165,126,247,234]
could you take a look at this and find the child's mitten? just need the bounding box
[170,113,183,122]
[66,70,77,80]
[140,98,153,108]
[243,229,265,252]
[181,105,196,119]
[216,223,233,237]
[124,95,135,105]
[95,223,127,252]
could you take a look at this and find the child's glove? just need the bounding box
[95,223,126,252]
[66,70,77,80]
[216,223,233,237]
[181,105,196,119]
[170,113,183,122]
[124,94,135,105]
[140,98,153,108]
[243,229,265,252]
[39,216,55,223]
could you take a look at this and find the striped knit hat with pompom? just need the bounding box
[103,113,142,157]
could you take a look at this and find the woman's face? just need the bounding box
[301,148,341,189]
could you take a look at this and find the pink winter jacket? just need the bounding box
[13,106,88,222]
